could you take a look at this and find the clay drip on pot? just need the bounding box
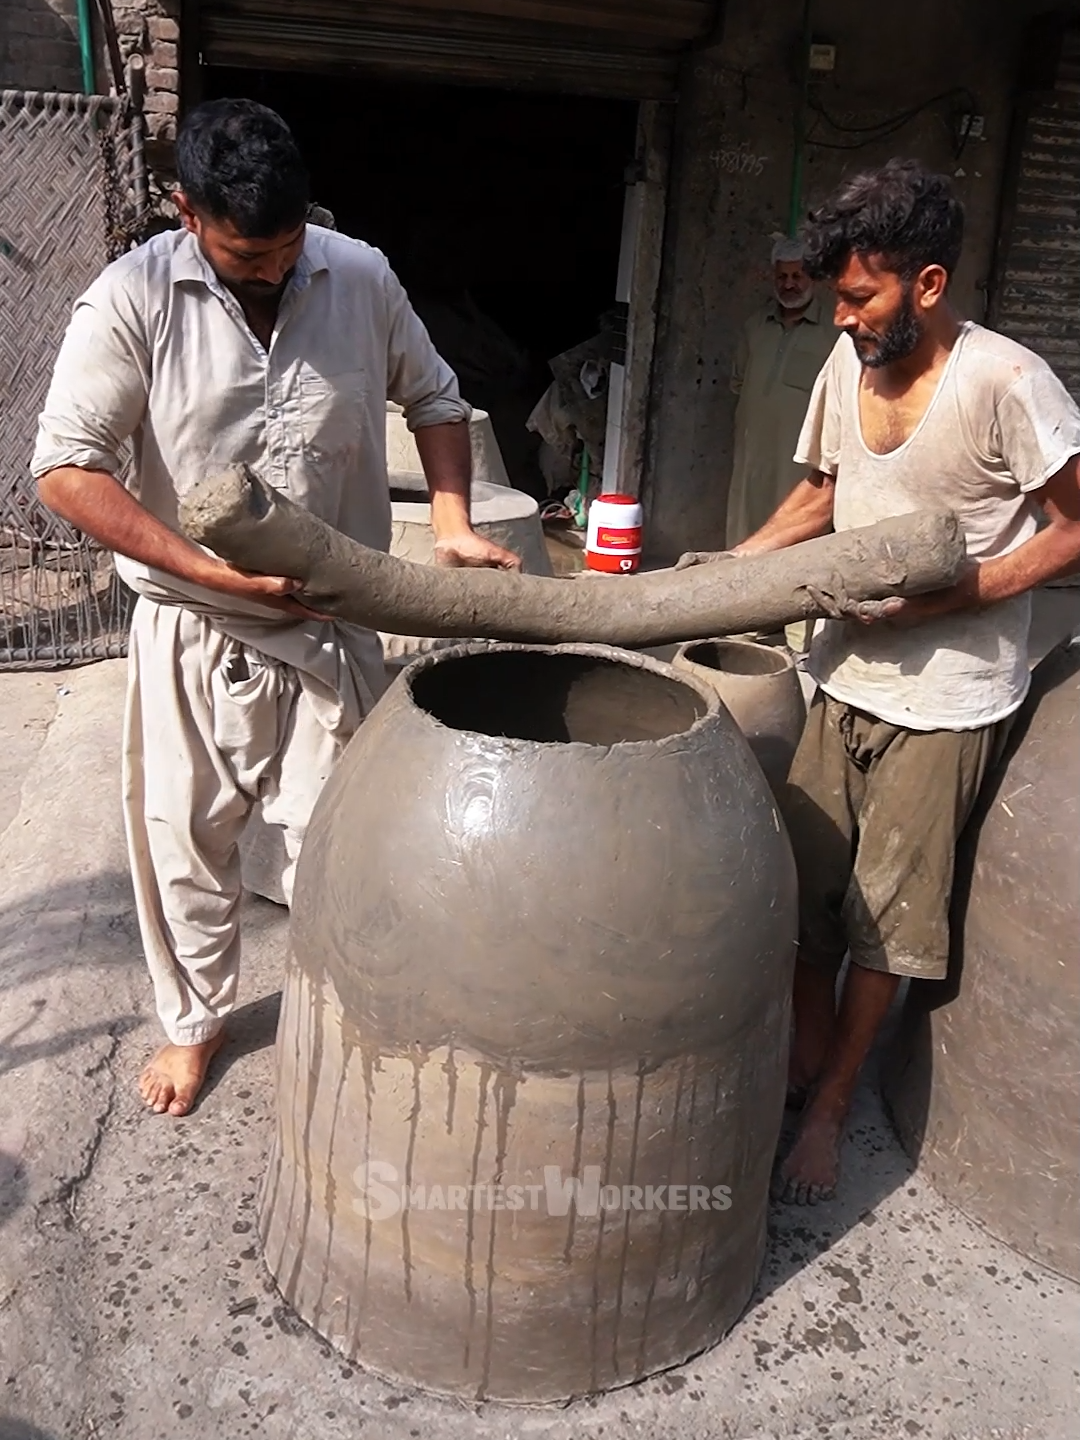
[260,644,797,1402]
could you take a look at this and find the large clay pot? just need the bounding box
[260,643,797,1402]
[386,401,511,488]
[885,642,1080,1282]
[672,638,807,794]
[240,475,553,904]
[380,471,552,661]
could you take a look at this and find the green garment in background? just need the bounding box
[726,292,840,547]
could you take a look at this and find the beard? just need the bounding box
[227,273,292,304]
[776,288,812,310]
[851,287,922,368]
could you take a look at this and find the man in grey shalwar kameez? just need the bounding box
[33,99,518,1116]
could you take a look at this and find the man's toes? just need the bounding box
[167,1086,197,1118]
[138,1065,176,1114]
[772,1171,803,1205]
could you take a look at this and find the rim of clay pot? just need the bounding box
[399,640,724,751]
[388,474,535,515]
[678,637,795,677]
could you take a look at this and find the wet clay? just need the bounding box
[672,638,807,795]
[180,464,967,647]
[885,642,1080,1282]
[260,645,798,1401]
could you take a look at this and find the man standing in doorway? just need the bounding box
[694,160,1080,1203]
[725,236,840,549]
[32,99,519,1117]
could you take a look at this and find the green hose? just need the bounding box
[75,0,95,94]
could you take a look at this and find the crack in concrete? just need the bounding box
[35,1023,123,1232]
[0,683,63,852]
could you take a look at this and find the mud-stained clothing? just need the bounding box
[780,694,1011,981]
[783,322,1080,978]
[796,322,1080,729]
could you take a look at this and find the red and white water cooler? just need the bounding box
[585,493,644,574]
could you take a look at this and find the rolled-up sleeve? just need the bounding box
[382,265,471,433]
[30,275,150,480]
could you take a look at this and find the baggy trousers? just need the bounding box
[122,599,352,1044]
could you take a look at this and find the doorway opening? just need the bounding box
[206,69,639,498]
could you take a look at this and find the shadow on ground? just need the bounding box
[750,998,915,1313]
[0,1419,61,1440]
[0,870,141,993]
[197,989,283,1109]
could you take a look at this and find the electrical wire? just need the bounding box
[807,87,976,136]
[805,87,978,156]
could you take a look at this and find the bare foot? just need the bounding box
[772,1093,846,1205]
[138,1034,224,1117]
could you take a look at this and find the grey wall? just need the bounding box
[643,0,1054,560]
[0,0,83,91]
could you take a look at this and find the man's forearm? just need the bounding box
[415,421,473,538]
[38,466,231,589]
[733,472,836,556]
[932,523,1080,617]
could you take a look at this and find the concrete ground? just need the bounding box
[1,651,1077,1440]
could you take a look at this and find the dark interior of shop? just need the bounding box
[206,69,638,493]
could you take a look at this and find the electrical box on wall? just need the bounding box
[808,43,836,73]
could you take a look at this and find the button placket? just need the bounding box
[268,276,310,473]
[265,368,289,485]
[204,277,283,485]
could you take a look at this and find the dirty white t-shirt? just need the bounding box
[794,322,1080,730]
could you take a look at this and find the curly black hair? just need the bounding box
[802,159,964,283]
[176,98,310,239]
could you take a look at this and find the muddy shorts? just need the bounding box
[778,693,1012,981]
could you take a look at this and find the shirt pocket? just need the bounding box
[297,366,368,460]
[782,345,827,394]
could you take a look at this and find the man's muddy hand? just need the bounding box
[434,532,522,570]
[799,578,907,625]
[674,549,738,571]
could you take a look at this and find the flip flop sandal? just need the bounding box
[540,501,575,523]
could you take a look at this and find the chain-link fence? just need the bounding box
[0,88,146,668]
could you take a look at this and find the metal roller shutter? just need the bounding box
[198,0,719,100]
[991,17,1080,400]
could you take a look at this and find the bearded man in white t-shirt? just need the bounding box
[705,159,1080,1204]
